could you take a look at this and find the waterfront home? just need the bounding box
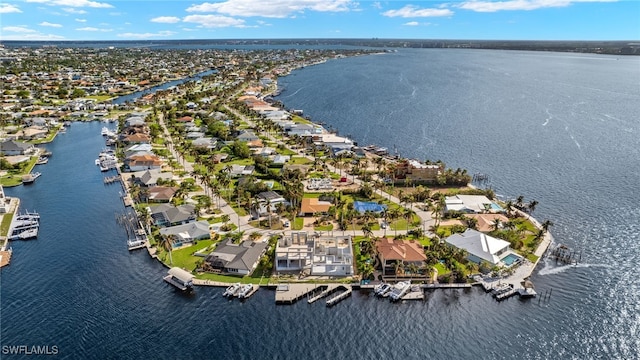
[131,169,174,187]
[159,220,211,247]
[445,229,510,265]
[123,133,151,144]
[0,139,35,156]
[124,116,145,128]
[393,159,442,184]
[203,239,268,275]
[18,126,48,141]
[467,213,510,233]
[147,186,178,203]
[149,203,196,228]
[300,197,332,217]
[125,144,153,153]
[444,195,501,214]
[275,232,354,277]
[376,238,427,276]
[125,153,163,172]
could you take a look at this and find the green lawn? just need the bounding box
[289,157,313,165]
[0,212,14,236]
[292,217,304,230]
[160,240,214,271]
[314,224,333,231]
[434,262,451,276]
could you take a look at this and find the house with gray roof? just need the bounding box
[0,139,35,156]
[192,137,218,149]
[204,240,268,275]
[236,130,259,142]
[134,169,173,187]
[149,203,196,228]
[159,220,211,248]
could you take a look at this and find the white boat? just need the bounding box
[36,156,49,165]
[15,211,40,221]
[374,283,391,297]
[389,281,411,302]
[101,127,110,136]
[223,283,242,297]
[17,228,38,240]
[127,239,147,250]
[22,172,41,184]
[491,283,513,296]
[237,284,254,298]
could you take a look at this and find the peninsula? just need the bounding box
[0,45,556,303]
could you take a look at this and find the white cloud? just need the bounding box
[183,14,246,28]
[383,5,453,17]
[117,30,176,39]
[26,0,113,8]
[372,2,382,10]
[403,21,420,26]
[76,26,112,32]
[186,0,356,18]
[75,18,87,22]
[0,3,22,13]
[2,26,38,33]
[0,26,65,40]
[63,8,87,14]
[39,21,63,27]
[457,0,617,12]
[151,16,181,23]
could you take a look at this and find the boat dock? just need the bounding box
[423,283,473,289]
[103,175,121,184]
[275,283,322,304]
[401,290,425,301]
[326,286,352,307]
[307,284,341,304]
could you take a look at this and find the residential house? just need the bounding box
[228,164,255,177]
[19,126,48,140]
[131,169,174,187]
[393,159,442,183]
[123,133,151,144]
[192,137,218,149]
[300,197,332,216]
[445,229,511,265]
[255,191,287,217]
[236,130,259,142]
[444,195,500,214]
[147,186,178,203]
[159,220,211,247]
[203,240,268,275]
[376,238,427,276]
[149,203,196,228]
[0,140,35,156]
[125,153,162,171]
[467,213,510,233]
[275,232,354,276]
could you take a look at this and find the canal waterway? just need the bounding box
[1,49,639,359]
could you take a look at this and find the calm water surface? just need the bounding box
[1,49,639,359]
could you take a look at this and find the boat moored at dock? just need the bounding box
[163,267,194,292]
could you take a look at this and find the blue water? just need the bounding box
[2,49,640,359]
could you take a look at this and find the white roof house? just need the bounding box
[445,229,510,265]
[445,194,497,213]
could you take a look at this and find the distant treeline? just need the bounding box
[2,38,638,55]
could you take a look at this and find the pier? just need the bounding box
[103,175,121,184]
[325,285,352,307]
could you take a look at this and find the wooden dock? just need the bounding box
[422,283,472,289]
[275,283,323,304]
[0,249,11,268]
[103,175,121,184]
[401,290,425,301]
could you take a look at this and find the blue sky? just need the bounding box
[0,0,638,41]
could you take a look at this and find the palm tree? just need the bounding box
[361,222,374,239]
[528,200,539,214]
[158,234,175,265]
[492,218,502,231]
[541,219,554,233]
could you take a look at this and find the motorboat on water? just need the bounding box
[223,283,242,297]
[237,284,254,299]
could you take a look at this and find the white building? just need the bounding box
[445,229,510,265]
[444,194,501,214]
[275,232,353,276]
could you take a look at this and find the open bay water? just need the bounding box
[0,49,638,359]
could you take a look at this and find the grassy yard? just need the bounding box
[0,213,14,236]
[434,262,451,276]
[292,217,304,230]
[159,240,214,271]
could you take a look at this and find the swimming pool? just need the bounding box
[501,253,522,266]
[490,202,504,211]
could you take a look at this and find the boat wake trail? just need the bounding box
[538,262,612,276]
[283,87,305,98]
